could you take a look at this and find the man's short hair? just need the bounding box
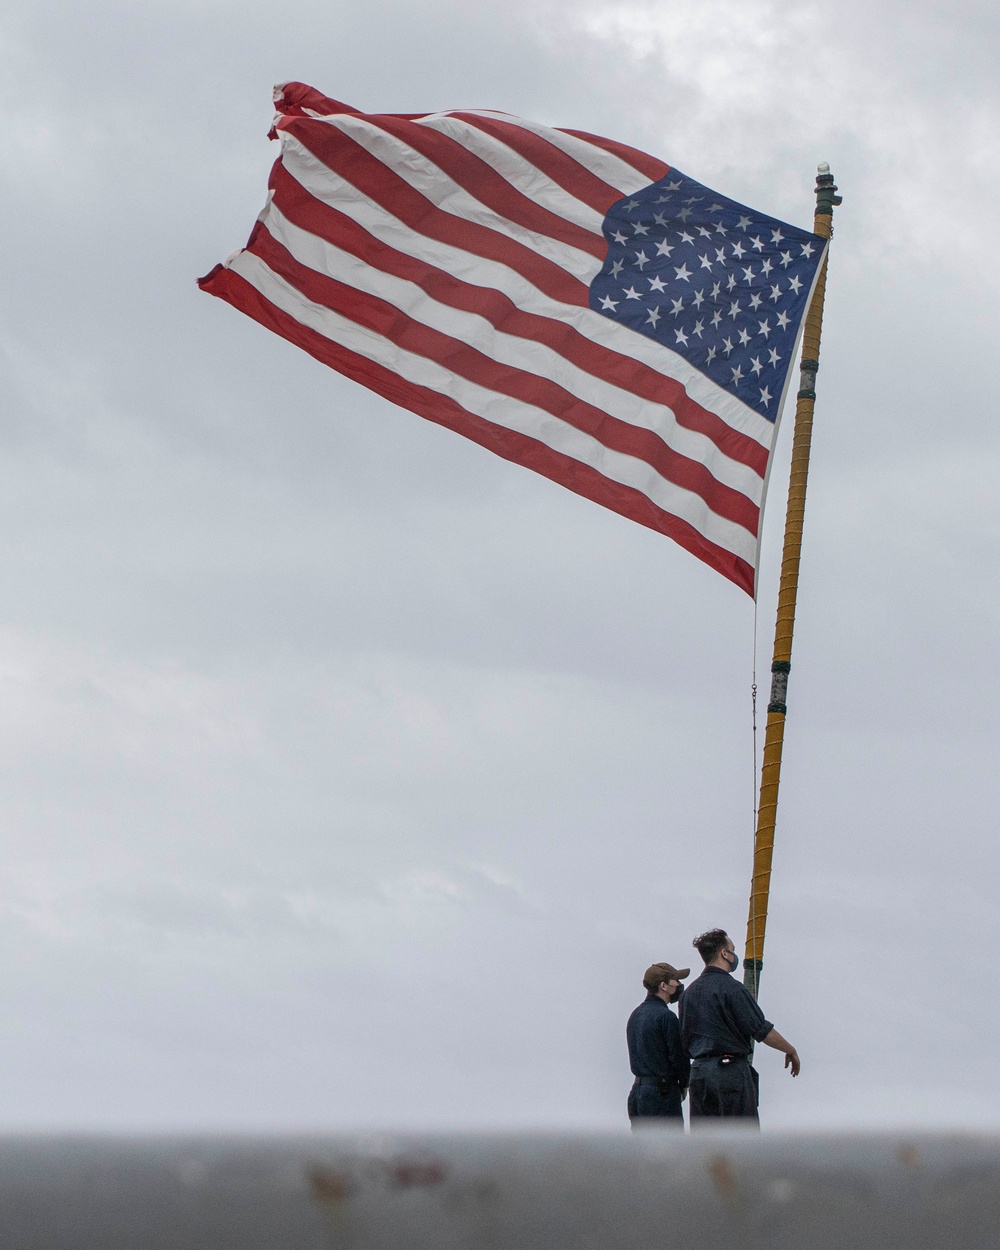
[693,928,730,964]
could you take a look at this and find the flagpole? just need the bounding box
[743,165,842,999]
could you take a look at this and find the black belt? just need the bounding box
[632,1075,676,1086]
[694,1053,747,1064]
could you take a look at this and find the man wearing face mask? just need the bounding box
[679,928,800,1125]
[625,962,691,1128]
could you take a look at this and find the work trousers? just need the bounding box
[627,1078,684,1129]
[688,1056,760,1126]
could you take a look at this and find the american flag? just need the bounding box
[200,82,826,595]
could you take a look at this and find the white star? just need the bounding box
[610,259,624,278]
[612,230,628,245]
[632,222,649,236]
[653,212,669,227]
[714,222,729,236]
[698,253,714,270]
[673,263,692,282]
[598,295,619,310]
[677,206,694,221]
[623,285,642,300]
[670,297,685,316]
[768,347,782,366]
[624,198,641,212]
[750,355,764,376]
[683,195,704,205]
[776,311,791,329]
[678,230,695,246]
[645,307,662,328]
[779,251,793,268]
[731,364,744,383]
[714,247,728,265]
[788,275,803,294]
[707,203,725,213]
[692,288,705,308]
[731,241,746,259]
[742,266,755,284]
[757,319,771,338]
[635,250,650,270]
[696,226,713,238]
[736,216,752,231]
[692,318,705,338]
[674,326,689,346]
[760,259,773,276]
[769,284,782,302]
[738,327,751,346]
[728,299,741,319]
[710,282,722,300]
[722,336,735,356]
[655,240,675,257]
[648,275,667,293]
[759,385,773,408]
[749,293,763,310]
[750,236,765,252]
[665,179,682,191]
[710,309,723,328]
[726,273,737,291]
[706,345,718,363]
[800,241,815,257]
[770,228,784,244]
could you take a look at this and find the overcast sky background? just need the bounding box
[0,0,996,1133]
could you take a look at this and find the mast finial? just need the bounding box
[814,164,843,219]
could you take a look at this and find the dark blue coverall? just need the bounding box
[678,965,774,1124]
[625,992,691,1126]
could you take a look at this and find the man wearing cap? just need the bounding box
[625,962,692,1128]
[679,928,800,1125]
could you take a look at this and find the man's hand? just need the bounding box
[762,1028,801,1077]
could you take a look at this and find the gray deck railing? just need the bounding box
[0,1130,997,1248]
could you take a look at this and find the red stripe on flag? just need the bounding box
[445,113,625,215]
[274,82,360,115]
[248,224,760,535]
[199,263,755,593]
[273,84,464,125]
[558,128,670,183]
[270,82,360,137]
[275,120,589,308]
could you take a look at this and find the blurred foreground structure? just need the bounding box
[1,1131,998,1248]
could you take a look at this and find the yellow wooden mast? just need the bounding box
[744,165,842,998]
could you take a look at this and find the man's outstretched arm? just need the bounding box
[761,1028,800,1076]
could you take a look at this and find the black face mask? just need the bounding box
[723,949,739,973]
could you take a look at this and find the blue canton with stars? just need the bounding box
[589,170,825,421]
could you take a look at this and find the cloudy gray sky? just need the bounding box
[0,0,996,1132]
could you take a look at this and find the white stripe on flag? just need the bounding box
[414,115,607,235]
[462,111,655,195]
